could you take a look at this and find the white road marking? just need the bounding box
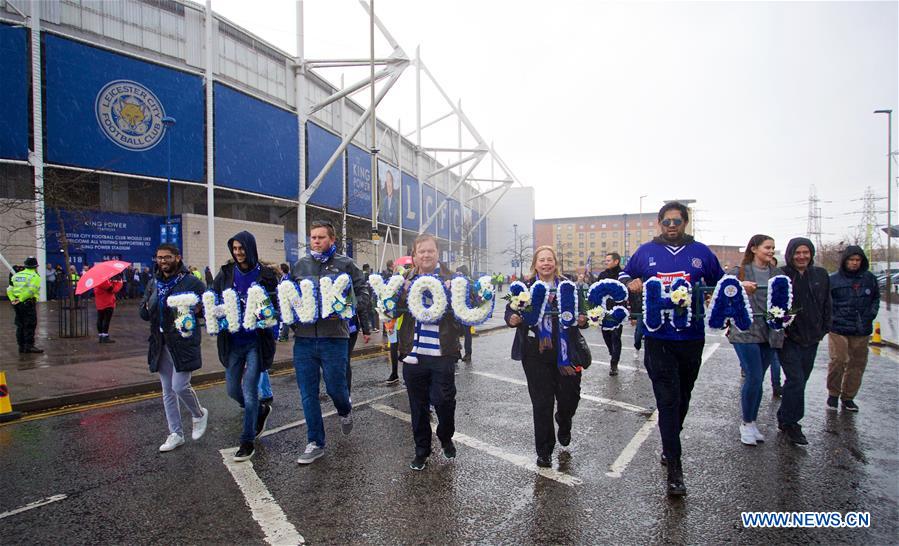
[371,403,583,487]
[605,411,659,478]
[220,450,305,545]
[257,389,406,439]
[220,389,408,544]
[604,341,722,478]
[589,342,638,350]
[0,494,67,520]
[470,370,651,415]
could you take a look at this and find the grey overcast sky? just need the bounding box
[206,0,898,250]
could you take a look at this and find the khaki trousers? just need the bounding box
[827,334,869,400]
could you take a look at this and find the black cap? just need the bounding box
[24,256,38,268]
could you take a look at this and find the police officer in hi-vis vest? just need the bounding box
[7,256,44,354]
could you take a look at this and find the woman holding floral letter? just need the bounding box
[506,245,589,469]
[727,234,781,447]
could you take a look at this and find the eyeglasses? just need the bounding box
[661,218,684,227]
[155,255,177,261]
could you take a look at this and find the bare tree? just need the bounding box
[502,233,533,277]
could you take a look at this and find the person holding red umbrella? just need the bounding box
[94,275,123,343]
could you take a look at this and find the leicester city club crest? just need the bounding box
[95,80,166,151]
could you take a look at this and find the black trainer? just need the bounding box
[772,385,783,398]
[666,460,687,497]
[558,428,572,447]
[256,403,272,437]
[461,355,472,363]
[442,440,457,459]
[25,346,44,353]
[609,362,619,376]
[383,376,400,386]
[825,395,838,411]
[233,442,255,462]
[410,455,428,471]
[782,424,808,445]
[536,455,552,468]
[842,399,859,412]
[660,452,668,466]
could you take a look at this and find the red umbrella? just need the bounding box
[76,260,131,295]
[395,256,413,267]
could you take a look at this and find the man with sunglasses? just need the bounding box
[618,202,724,497]
[291,220,371,465]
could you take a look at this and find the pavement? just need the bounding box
[1,324,896,543]
[0,299,509,414]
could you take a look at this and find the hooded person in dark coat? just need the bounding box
[776,237,831,445]
[825,245,879,412]
[213,231,279,462]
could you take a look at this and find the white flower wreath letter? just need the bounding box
[320,274,355,320]
[450,275,495,325]
[407,275,448,324]
[167,293,200,338]
[202,289,240,335]
[277,278,318,325]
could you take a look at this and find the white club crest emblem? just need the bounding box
[95,80,167,151]
[724,285,738,298]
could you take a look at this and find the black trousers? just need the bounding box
[403,354,457,458]
[601,326,623,364]
[14,300,37,348]
[389,342,399,378]
[96,307,114,335]
[463,328,472,358]
[776,338,819,426]
[521,340,581,458]
[346,331,358,393]
[644,337,704,462]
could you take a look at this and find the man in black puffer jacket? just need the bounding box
[826,245,879,413]
[776,237,831,446]
[213,231,279,462]
[140,243,209,453]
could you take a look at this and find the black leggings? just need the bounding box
[97,307,114,335]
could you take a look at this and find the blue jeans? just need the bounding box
[258,371,273,401]
[769,351,782,388]
[293,337,351,447]
[634,321,644,350]
[777,339,819,426]
[225,341,262,444]
[732,342,775,423]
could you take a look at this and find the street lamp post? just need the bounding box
[874,109,893,310]
[162,116,176,242]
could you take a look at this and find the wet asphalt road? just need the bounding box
[1,325,897,544]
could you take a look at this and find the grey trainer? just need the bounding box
[340,413,354,435]
[296,442,325,464]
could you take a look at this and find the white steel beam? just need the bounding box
[30,7,45,300]
[307,67,392,115]
[296,0,307,252]
[424,150,485,180]
[467,181,512,201]
[301,65,406,203]
[419,152,485,234]
[466,183,511,238]
[403,110,454,138]
[205,0,216,273]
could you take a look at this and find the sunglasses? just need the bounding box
[661,218,684,227]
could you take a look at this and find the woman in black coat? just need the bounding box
[506,245,589,468]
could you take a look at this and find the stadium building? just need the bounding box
[0,0,530,298]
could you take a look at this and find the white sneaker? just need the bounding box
[340,413,353,435]
[159,433,185,452]
[750,422,765,443]
[739,423,757,446]
[192,408,209,440]
[296,442,325,464]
